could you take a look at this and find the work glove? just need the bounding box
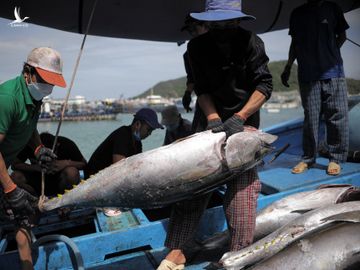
[206,118,223,130]
[182,90,192,112]
[212,114,244,138]
[34,145,57,169]
[281,65,291,87]
[5,187,38,228]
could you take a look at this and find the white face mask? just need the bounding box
[27,78,54,101]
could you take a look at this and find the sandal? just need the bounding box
[291,161,309,174]
[327,162,341,176]
[157,259,185,270]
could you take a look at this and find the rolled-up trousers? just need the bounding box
[164,168,261,252]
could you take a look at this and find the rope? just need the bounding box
[32,234,85,270]
[38,0,98,211]
[347,37,360,48]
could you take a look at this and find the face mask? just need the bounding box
[27,78,54,101]
[133,125,141,141]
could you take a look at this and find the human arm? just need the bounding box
[336,31,346,48]
[197,94,223,130]
[11,157,42,173]
[212,35,271,137]
[212,90,266,137]
[0,136,17,193]
[26,129,42,151]
[46,159,87,174]
[182,52,195,112]
[45,137,87,173]
[334,3,349,49]
[235,90,266,121]
[281,39,297,87]
[0,134,38,226]
[182,84,194,113]
[113,154,126,163]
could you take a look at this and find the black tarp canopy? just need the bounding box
[1,0,359,42]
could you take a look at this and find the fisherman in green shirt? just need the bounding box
[0,47,67,270]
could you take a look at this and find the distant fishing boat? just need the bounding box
[266,108,280,113]
[38,112,117,122]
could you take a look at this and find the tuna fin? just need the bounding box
[72,185,77,188]
[317,184,352,189]
[291,209,314,214]
[80,180,86,184]
[336,188,360,203]
[57,194,62,198]
[64,189,70,193]
[321,210,360,223]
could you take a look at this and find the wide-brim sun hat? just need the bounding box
[190,0,255,22]
[134,108,164,129]
[26,47,67,88]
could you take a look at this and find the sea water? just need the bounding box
[37,108,303,161]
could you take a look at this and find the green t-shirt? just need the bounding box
[0,76,40,168]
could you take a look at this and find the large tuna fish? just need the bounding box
[199,185,358,250]
[43,128,277,211]
[220,201,360,270]
[255,184,359,240]
[251,222,360,270]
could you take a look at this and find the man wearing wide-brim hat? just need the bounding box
[0,47,66,269]
[157,0,273,269]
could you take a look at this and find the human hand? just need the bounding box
[34,145,57,169]
[281,65,291,87]
[212,114,244,138]
[206,118,223,130]
[182,90,192,112]
[5,187,38,228]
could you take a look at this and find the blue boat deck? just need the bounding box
[260,118,360,194]
[1,118,360,269]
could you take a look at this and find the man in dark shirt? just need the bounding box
[161,105,193,146]
[11,132,87,196]
[281,0,349,175]
[157,1,273,269]
[85,108,163,178]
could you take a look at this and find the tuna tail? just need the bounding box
[336,187,360,203]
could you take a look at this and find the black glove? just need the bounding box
[34,145,57,168]
[281,65,291,87]
[206,118,223,130]
[212,114,244,138]
[182,90,192,112]
[5,187,38,228]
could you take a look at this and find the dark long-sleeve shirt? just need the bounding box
[188,27,273,128]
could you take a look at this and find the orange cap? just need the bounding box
[27,47,67,88]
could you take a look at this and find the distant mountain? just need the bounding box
[133,60,360,98]
[134,77,187,99]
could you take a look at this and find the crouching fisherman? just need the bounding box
[85,107,163,216]
[0,47,67,269]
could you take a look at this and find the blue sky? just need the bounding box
[0,8,359,100]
